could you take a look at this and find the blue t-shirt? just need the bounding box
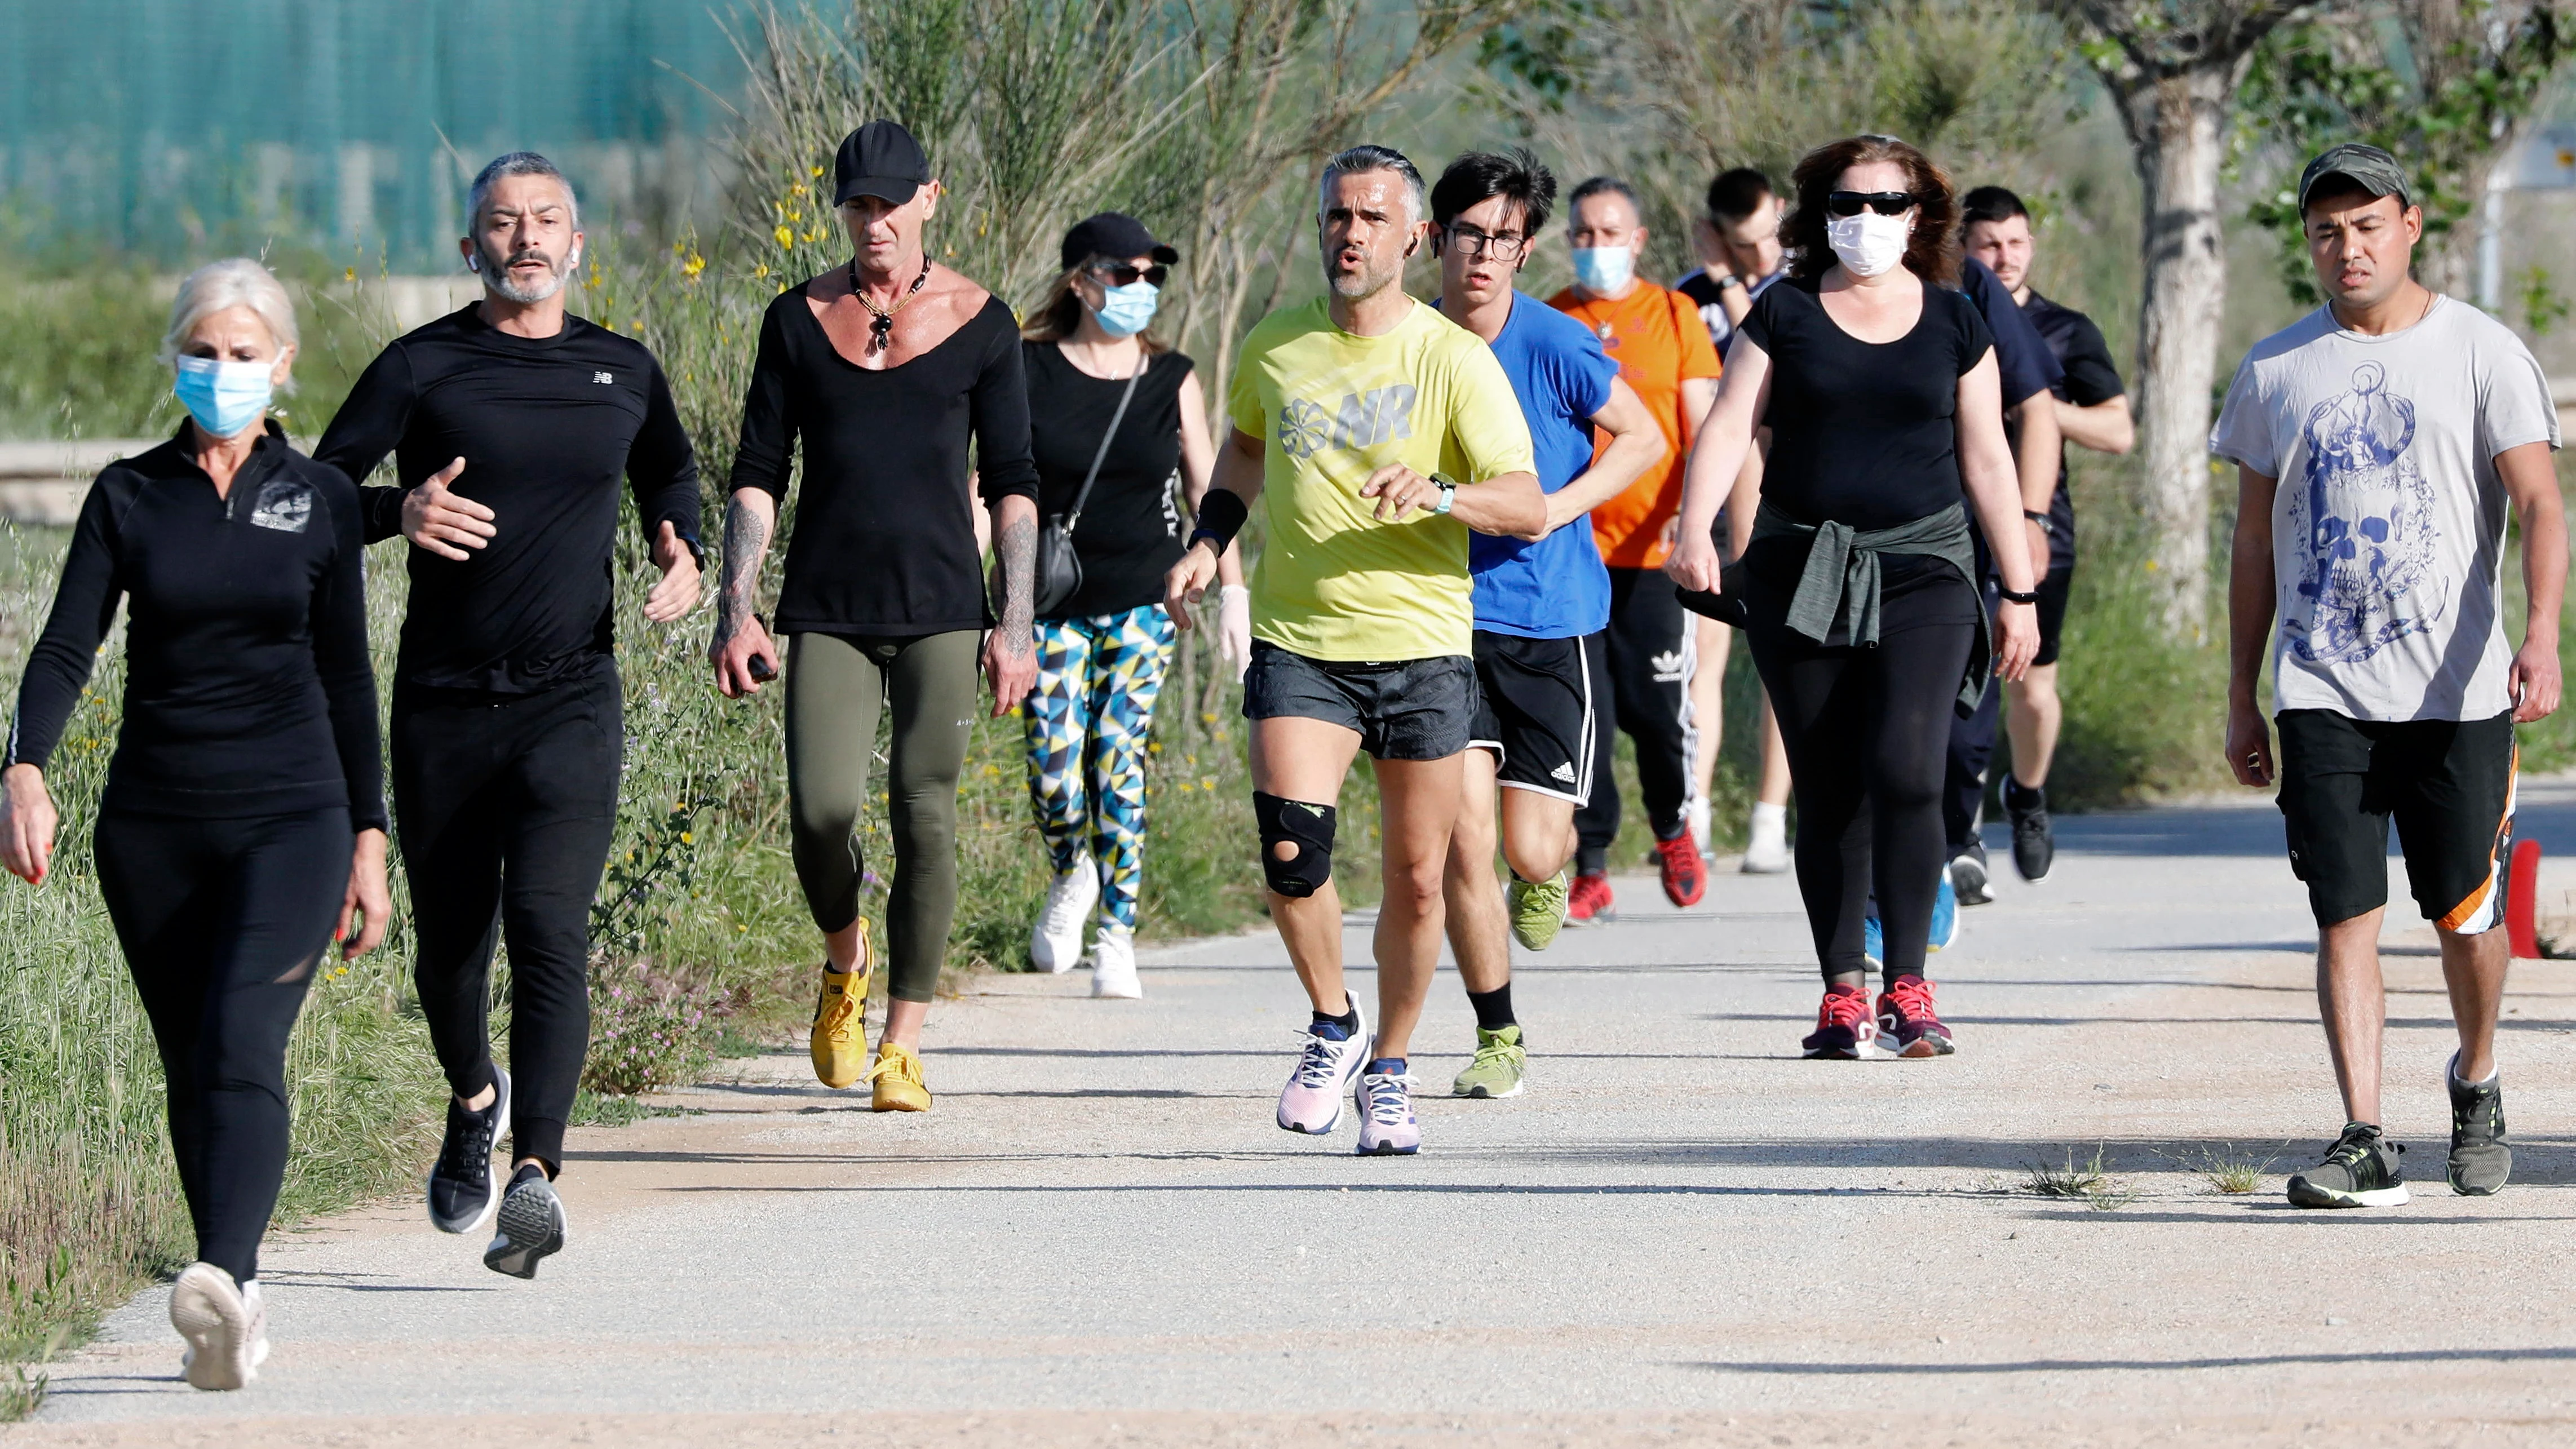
[1455,293,1617,638]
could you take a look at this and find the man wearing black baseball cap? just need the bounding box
[711,119,1043,1114]
[2215,141,2564,1209]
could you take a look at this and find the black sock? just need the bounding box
[2004,776,2045,812]
[1466,983,1516,1033]
[508,1163,547,1189]
[1576,844,1608,875]
[1312,1005,1360,1040]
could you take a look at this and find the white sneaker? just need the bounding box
[171,1262,255,1390]
[1030,862,1097,973]
[1091,924,1143,999]
[1742,813,1791,874]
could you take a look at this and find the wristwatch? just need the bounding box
[1431,473,1458,516]
[2022,508,2056,538]
[1715,272,1744,291]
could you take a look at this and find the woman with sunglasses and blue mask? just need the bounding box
[1664,135,2039,1062]
[1018,213,1246,996]
[0,259,391,1389]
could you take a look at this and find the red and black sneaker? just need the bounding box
[1801,983,1879,1059]
[1656,833,1706,907]
[1876,976,1955,1058]
[1567,870,1616,925]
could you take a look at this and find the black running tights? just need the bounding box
[392,671,621,1175]
[1745,614,1974,986]
[96,807,352,1284]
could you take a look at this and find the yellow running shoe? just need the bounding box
[808,933,871,1089]
[863,1040,932,1113]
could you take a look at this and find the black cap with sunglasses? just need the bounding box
[1827,190,1920,218]
[1061,212,1179,277]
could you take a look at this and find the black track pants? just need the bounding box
[391,670,621,1174]
[1945,673,2002,852]
[96,806,352,1283]
[1575,566,1698,870]
[1745,609,1973,986]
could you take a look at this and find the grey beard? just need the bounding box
[480,242,575,304]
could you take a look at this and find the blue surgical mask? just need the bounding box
[1092,280,1161,338]
[172,356,275,438]
[1572,246,1635,295]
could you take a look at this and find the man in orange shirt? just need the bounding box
[1549,176,1722,919]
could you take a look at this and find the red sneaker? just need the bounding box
[1876,976,1955,1058]
[1567,870,1615,924]
[1802,983,1879,1059]
[1656,833,1706,907]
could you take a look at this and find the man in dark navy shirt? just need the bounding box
[1963,185,2133,886]
[316,152,702,1281]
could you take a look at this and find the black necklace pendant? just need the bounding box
[871,314,893,347]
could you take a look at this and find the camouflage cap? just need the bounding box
[2297,143,2414,212]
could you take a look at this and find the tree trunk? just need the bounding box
[2114,62,2240,636]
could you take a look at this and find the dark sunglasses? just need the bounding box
[1088,262,1170,287]
[1826,190,1918,218]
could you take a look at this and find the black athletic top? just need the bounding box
[1024,342,1191,619]
[6,423,387,830]
[731,285,1040,636]
[314,305,703,695]
[2024,290,2125,560]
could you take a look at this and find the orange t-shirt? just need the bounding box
[1547,282,1723,569]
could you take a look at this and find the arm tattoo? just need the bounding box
[997,511,1037,658]
[713,496,768,646]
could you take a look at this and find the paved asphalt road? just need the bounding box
[16,791,2576,1447]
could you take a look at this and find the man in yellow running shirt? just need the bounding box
[1165,143,1541,1156]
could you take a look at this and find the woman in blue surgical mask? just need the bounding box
[1011,213,1245,996]
[1,258,390,1388]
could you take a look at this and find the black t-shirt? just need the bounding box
[731,285,1040,636]
[2024,290,2126,559]
[1024,342,1192,618]
[7,424,387,829]
[316,306,704,695]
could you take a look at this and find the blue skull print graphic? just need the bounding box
[2290,361,2441,663]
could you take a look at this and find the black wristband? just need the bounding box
[1190,489,1249,553]
[1999,587,2039,605]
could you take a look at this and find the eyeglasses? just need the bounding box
[1826,190,1918,218]
[1088,262,1169,287]
[1442,225,1529,260]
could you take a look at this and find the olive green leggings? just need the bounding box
[785,630,982,1003]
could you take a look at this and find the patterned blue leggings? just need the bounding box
[1023,605,1177,932]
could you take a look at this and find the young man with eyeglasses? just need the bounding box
[1548,175,1724,922]
[1165,144,1543,1155]
[2216,144,2561,1208]
[1428,149,1664,1100]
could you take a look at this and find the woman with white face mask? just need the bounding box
[0,259,391,1389]
[1015,213,1245,995]
[1662,135,2039,1063]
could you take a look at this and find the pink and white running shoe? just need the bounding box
[1277,995,1370,1135]
[1353,1054,1420,1156]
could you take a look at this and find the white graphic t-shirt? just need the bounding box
[2211,295,2559,723]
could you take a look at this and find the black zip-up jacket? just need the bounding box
[6,422,387,830]
[316,305,702,695]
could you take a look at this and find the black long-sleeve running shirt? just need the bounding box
[315,306,702,694]
[6,424,387,830]
[730,286,1039,636]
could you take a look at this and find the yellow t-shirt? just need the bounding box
[1226,297,1535,661]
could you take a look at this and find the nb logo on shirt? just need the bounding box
[593,371,615,385]
[1277,384,1418,460]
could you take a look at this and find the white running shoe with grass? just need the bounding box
[1091,923,1143,999]
[1030,861,1098,974]
[170,1261,256,1391]
[1354,1054,1421,1155]
[1277,995,1370,1134]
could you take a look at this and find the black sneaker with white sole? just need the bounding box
[2286,1122,2408,1208]
[2447,1056,2510,1197]
[427,1067,510,1234]
[1949,840,1992,906]
[483,1164,566,1279]
[2006,782,2053,882]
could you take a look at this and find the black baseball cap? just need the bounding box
[2298,143,2414,212]
[834,121,930,207]
[1060,212,1178,271]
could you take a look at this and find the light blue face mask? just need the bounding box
[173,356,275,438]
[1092,279,1161,338]
[1571,246,1635,295]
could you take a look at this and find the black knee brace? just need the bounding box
[1252,791,1336,898]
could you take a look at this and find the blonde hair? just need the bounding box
[160,259,300,386]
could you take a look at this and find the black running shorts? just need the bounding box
[2276,708,2516,932]
[2032,559,2073,668]
[1467,631,1596,803]
[1241,641,1476,761]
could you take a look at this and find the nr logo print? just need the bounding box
[1278,384,1418,461]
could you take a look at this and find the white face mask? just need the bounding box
[1826,211,1911,278]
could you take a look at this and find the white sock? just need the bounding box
[2449,1051,2499,1088]
[241,1279,262,1306]
[1750,802,1787,845]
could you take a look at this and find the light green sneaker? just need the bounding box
[1452,1023,1528,1098]
[1507,870,1569,951]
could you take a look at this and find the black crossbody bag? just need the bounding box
[1032,357,1147,618]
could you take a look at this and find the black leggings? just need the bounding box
[1575,566,1697,868]
[96,806,352,1283]
[1745,597,1974,987]
[392,671,621,1174]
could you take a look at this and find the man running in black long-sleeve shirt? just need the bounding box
[316,152,702,1280]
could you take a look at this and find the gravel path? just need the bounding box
[16,791,2576,1446]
